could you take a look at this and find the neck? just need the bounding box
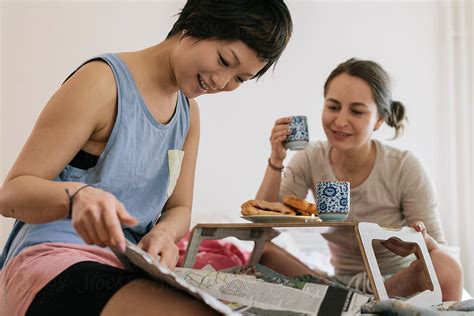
[330,140,376,174]
[135,38,180,95]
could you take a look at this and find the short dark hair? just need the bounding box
[167,0,293,79]
[324,58,407,139]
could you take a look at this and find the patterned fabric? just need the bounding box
[361,298,474,315]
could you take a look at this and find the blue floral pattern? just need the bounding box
[285,116,309,143]
[317,181,350,214]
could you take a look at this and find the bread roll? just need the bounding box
[241,200,296,216]
[282,195,317,215]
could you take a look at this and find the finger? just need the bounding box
[275,117,292,125]
[116,203,139,227]
[103,205,127,252]
[272,124,291,134]
[83,219,105,247]
[274,135,289,145]
[74,223,93,245]
[94,211,112,246]
[413,222,426,234]
[273,129,291,138]
[82,209,108,247]
[159,247,179,270]
[142,239,161,261]
[87,225,106,247]
[271,129,291,143]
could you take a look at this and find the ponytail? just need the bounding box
[386,100,407,139]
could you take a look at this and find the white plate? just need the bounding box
[242,215,322,223]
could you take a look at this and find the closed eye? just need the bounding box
[218,54,229,67]
[236,77,245,84]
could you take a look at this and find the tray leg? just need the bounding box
[182,226,279,268]
[355,222,442,307]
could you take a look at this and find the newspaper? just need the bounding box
[112,240,371,315]
[111,240,236,315]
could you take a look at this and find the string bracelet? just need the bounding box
[267,158,284,172]
[65,184,93,218]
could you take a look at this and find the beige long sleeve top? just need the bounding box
[280,140,445,276]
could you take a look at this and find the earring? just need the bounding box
[182,29,187,35]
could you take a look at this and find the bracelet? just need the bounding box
[65,184,93,218]
[268,158,284,172]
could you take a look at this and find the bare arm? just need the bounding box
[138,99,200,267]
[255,164,284,202]
[0,61,137,251]
[0,61,116,223]
[255,117,291,201]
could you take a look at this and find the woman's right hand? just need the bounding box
[269,117,292,166]
[70,186,138,252]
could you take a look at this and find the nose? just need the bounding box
[334,109,350,127]
[210,71,232,90]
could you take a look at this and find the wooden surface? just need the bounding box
[183,221,440,306]
[194,221,359,228]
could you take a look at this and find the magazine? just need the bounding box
[112,240,371,315]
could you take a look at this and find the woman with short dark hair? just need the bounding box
[0,1,293,314]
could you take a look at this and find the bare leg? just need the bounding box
[429,249,463,301]
[384,249,463,301]
[258,242,328,278]
[384,258,430,298]
[101,279,219,316]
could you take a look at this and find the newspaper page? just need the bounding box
[113,241,371,315]
[174,267,371,315]
[112,240,237,315]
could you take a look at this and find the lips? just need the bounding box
[198,74,210,92]
[332,130,352,137]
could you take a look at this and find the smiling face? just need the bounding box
[170,37,267,98]
[322,73,384,152]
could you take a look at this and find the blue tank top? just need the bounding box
[1,53,190,268]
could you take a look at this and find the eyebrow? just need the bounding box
[229,48,256,78]
[326,98,368,108]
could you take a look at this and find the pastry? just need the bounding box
[282,195,317,215]
[241,200,296,216]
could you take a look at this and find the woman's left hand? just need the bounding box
[138,228,180,269]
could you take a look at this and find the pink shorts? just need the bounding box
[0,243,122,316]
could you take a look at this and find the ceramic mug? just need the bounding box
[316,181,350,221]
[284,115,309,150]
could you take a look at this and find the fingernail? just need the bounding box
[120,243,126,253]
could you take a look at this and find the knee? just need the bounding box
[432,251,463,301]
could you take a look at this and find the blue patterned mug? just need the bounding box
[316,181,350,221]
[284,115,309,150]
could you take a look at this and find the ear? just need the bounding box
[374,116,384,131]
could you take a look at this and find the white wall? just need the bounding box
[0,1,452,252]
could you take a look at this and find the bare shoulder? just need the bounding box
[60,60,117,116]
[41,60,119,140]
[5,60,119,181]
